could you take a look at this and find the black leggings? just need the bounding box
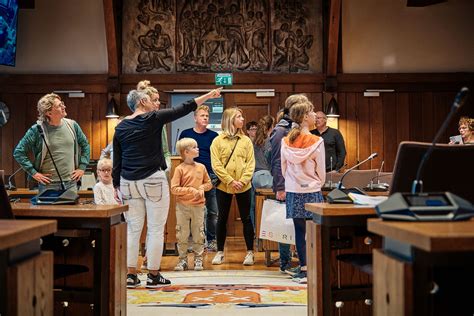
[216,189,254,251]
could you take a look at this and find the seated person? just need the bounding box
[93,158,118,205]
[449,117,473,145]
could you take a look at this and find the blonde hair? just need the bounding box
[459,116,474,131]
[287,101,314,143]
[284,94,308,111]
[255,115,275,147]
[137,80,159,97]
[221,107,244,136]
[195,105,210,115]
[37,93,61,122]
[97,158,113,171]
[176,137,197,159]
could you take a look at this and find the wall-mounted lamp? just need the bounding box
[325,96,340,118]
[363,89,395,97]
[52,90,85,98]
[106,97,119,119]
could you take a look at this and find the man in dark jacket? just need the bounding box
[269,93,308,273]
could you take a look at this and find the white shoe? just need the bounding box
[212,251,224,265]
[243,251,254,266]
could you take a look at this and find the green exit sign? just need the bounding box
[215,73,233,86]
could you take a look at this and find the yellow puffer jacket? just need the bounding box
[210,133,255,194]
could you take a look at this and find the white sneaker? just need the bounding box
[243,251,254,266]
[194,258,204,271]
[212,251,224,265]
[174,259,188,271]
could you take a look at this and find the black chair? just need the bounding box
[390,141,474,203]
[0,177,14,219]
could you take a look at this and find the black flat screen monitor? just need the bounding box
[390,141,474,204]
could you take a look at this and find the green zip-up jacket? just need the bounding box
[13,119,90,179]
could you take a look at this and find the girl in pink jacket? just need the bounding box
[281,100,325,283]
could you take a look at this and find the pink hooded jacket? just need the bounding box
[281,133,326,193]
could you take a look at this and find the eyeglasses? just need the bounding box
[54,101,65,108]
[98,168,112,173]
[248,127,257,131]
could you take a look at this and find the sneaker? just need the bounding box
[194,258,204,271]
[285,266,301,276]
[127,273,141,288]
[146,272,171,288]
[174,259,188,271]
[212,251,224,265]
[243,251,254,266]
[207,239,217,252]
[292,270,307,283]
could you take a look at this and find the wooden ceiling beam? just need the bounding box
[103,0,119,88]
[327,0,342,78]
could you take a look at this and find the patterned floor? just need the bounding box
[127,270,307,316]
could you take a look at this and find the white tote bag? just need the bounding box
[259,199,295,245]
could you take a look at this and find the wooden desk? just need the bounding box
[368,218,474,316]
[8,189,94,201]
[305,203,381,316]
[12,203,128,316]
[0,219,57,315]
[255,189,387,267]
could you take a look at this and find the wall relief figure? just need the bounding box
[123,0,321,74]
[123,0,175,73]
[271,0,321,73]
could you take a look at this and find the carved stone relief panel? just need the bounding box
[122,0,322,74]
[123,0,176,73]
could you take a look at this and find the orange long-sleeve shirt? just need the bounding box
[170,161,212,206]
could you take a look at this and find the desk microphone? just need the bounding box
[367,161,389,191]
[376,87,474,221]
[6,167,23,190]
[327,153,378,203]
[32,124,79,205]
[173,128,181,155]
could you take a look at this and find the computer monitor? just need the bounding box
[390,141,474,203]
[0,177,14,219]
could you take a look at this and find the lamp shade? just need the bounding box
[326,96,340,118]
[106,97,119,118]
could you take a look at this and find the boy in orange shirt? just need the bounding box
[171,138,212,271]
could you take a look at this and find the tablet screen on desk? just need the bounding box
[404,194,451,207]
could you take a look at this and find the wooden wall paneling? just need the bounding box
[382,93,398,172]
[421,92,435,142]
[370,95,384,170]
[357,93,371,168]
[396,93,410,145]
[337,92,348,150]
[1,93,17,176]
[91,94,103,159]
[344,93,358,169]
[433,92,452,142]
[408,93,423,141]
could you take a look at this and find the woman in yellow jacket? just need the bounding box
[210,107,256,265]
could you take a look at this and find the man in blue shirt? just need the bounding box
[179,105,219,251]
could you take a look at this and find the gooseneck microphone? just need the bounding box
[327,153,378,203]
[337,153,378,189]
[173,128,181,155]
[412,87,469,194]
[6,167,23,190]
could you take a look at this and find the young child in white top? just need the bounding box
[93,158,118,205]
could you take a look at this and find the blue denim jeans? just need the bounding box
[279,242,291,270]
[204,187,218,242]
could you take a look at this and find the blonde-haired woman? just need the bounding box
[136,80,172,170]
[281,100,325,283]
[210,107,256,265]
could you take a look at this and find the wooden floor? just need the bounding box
[139,237,293,272]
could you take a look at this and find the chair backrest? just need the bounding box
[0,177,14,219]
[378,172,393,186]
[390,141,474,203]
[342,169,378,188]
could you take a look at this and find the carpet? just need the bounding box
[127,270,307,316]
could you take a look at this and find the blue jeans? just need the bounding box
[279,242,291,270]
[204,188,218,242]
